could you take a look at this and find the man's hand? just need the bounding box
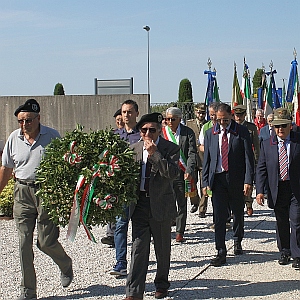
[202,186,211,197]
[144,139,157,156]
[184,172,192,181]
[256,193,265,206]
[243,184,252,197]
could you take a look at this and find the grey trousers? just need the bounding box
[126,194,171,298]
[13,182,72,295]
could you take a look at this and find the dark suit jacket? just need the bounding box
[256,132,300,208]
[202,120,254,191]
[129,137,180,221]
[241,120,260,163]
[178,124,198,178]
[259,125,274,143]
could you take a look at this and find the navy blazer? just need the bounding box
[259,125,274,143]
[202,120,254,191]
[256,132,300,208]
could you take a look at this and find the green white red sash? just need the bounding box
[162,126,197,197]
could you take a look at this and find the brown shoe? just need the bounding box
[246,207,253,216]
[122,297,143,300]
[176,233,185,242]
[155,289,168,299]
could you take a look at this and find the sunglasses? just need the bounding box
[217,118,230,123]
[274,124,288,128]
[17,115,38,124]
[165,118,177,122]
[140,127,157,134]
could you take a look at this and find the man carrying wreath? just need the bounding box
[123,112,180,300]
[0,99,73,300]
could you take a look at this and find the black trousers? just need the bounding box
[275,181,300,258]
[211,172,244,253]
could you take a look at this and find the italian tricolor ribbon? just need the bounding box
[162,126,197,197]
[66,149,120,243]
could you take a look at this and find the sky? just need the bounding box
[0,0,300,104]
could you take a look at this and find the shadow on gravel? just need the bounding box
[38,284,125,299]
[169,278,300,299]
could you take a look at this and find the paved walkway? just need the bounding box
[1,199,300,300]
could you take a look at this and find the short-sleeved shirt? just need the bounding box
[2,124,60,180]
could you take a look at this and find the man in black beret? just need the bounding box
[123,113,180,300]
[0,99,73,300]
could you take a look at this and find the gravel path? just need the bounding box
[1,199,300,300]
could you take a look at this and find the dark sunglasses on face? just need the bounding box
[217,118,230,123]
[17,115,38,124]
[165,118,177,122]
[140,127,157,134]
[274,124,288,128]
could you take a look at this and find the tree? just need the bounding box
[54,83,65,95]
[178,78,193,102]
[252,69,263,97]
[178,78,193,120]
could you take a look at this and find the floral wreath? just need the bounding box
[35,125,139,242]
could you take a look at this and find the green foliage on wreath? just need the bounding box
[35,126,140,228]
[0,178,14,217]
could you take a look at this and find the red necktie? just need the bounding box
[279,141,288,181]
[221,128,228,171]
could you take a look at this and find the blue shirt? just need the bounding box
[117,126,141,145]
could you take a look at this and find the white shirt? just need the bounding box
[140,136,160,191]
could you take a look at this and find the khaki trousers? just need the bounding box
[13,182,72,295]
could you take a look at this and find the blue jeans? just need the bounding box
[114,206,129,265]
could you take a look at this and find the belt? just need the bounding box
[140,191,150,198]
[15,178,38,188]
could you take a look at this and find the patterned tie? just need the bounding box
[221,128,228,171]
[279,140,288,181]
[144,158,151,193]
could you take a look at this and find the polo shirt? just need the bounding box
[2,124,60,180]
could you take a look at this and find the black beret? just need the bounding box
[113,108,122,118]
[14,99,40,116]
[136,112,163,130]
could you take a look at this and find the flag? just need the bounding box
[241,59,253,122]
[204,69,217,120]
[286,56,300,125]
[213,77,220,102]
[231,63,243,107]
[264,77,273,116]
[265,69,281,111]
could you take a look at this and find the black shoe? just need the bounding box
[101,236,115,246]
[278,253,291,265]
[199,212,206,218]
[190,205,198,213]
[234,241,243,255]
[292,257,300,269]
[210,255,226,267]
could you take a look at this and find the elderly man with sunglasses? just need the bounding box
[256,108,300,269]
[0,99,73,300]
[122,112,180,300]
[162,107,198,243]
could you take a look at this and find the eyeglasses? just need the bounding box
[217,118,230,123]
[165,118,177,122]
[17,115,38,124]
[140,127,157,134]
[274,124,288,128]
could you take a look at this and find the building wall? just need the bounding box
[0,94,149,141]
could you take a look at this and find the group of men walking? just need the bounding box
[2,98,300,300]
